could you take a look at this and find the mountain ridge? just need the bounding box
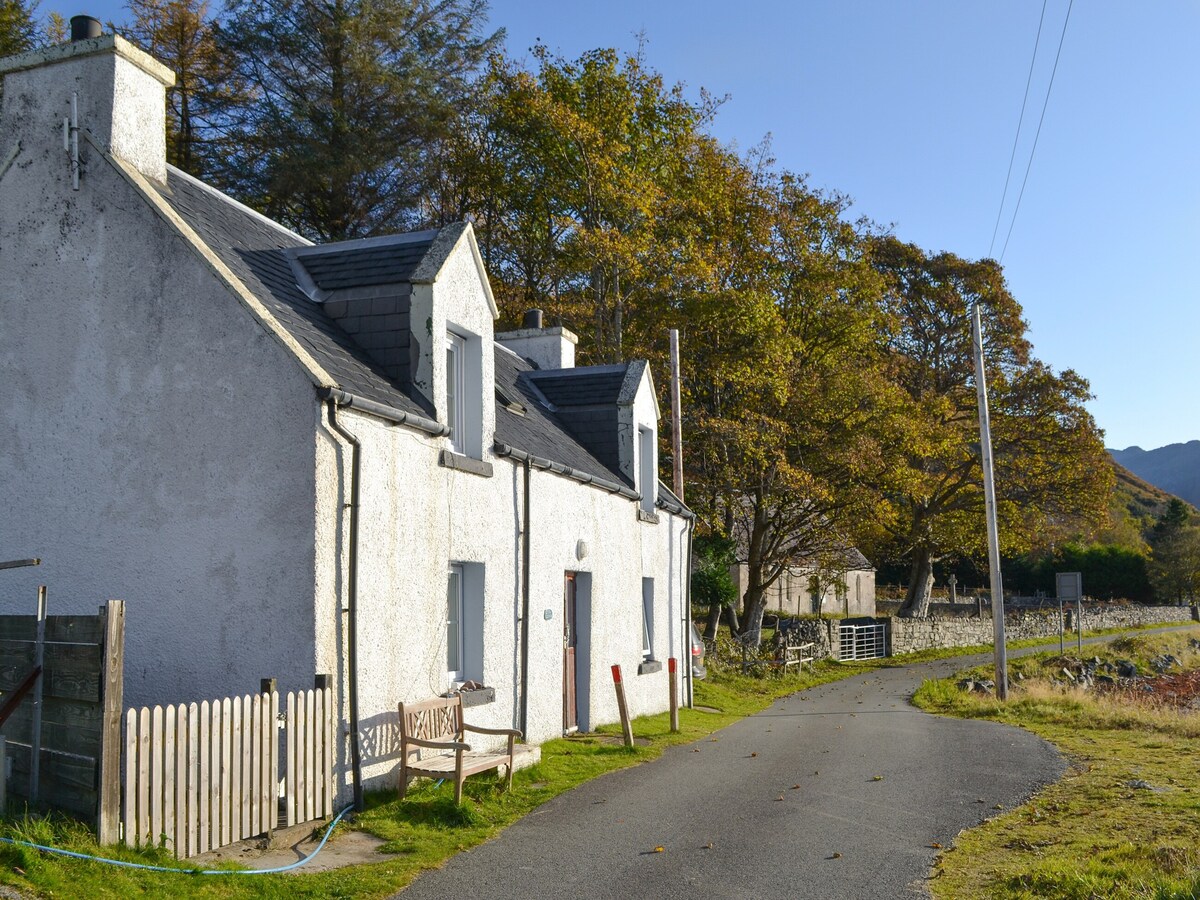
[1109,441,1200,510]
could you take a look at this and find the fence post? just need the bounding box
[97,600,125,845]
[610,666,633,748]
[261,678,277,844]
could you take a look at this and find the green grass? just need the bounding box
[4,624,1186,899]
[913,627,1200,899]
[0,660,875,899]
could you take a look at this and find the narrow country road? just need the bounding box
[394,650,1067,900]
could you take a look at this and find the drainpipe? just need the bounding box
[684,515,695,707]
[519,458,532,737]
[325,399,364,811]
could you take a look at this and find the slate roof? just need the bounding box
[157,168,429,417]
[526,366,627,407]
[296,235,436,291]
[493,349,632,488]
[153,167,688,513]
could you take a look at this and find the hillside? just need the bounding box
[1112,461,1185,523]
[1110,441,1200,510]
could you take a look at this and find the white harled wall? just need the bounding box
[0,44,322,711]
[319,238,692,796]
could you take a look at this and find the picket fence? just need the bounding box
[122,686,335,857]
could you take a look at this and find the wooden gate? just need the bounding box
[123,683,335,857]
[0,599,124,843]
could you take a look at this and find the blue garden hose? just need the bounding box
[0,803,356,875]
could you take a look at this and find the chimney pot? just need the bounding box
[70,15,102,41]
[522,308,544,330]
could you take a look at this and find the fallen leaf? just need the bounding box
[872,775,884,781]
[993,804,1004,810]
[831,852,842,859]
[653,846,664,853]
[791,784,801,790]
[704,842,713,849]
[750,751,758,757]
[775,795,784,801]
[693,748,700,753]
[930,842,942,849]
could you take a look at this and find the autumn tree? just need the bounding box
[216,0,500,241]
[429,43,723,361]
[121,0,247,176]
[705,174,897,648]
[871,238,1111,617]
[0,0,39,57]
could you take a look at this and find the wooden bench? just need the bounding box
[398,696,522,804]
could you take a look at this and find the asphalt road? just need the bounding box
[394,652,1067,900]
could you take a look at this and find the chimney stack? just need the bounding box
[0,27,175,185]
[496,310,578,370]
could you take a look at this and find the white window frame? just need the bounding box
[447,564,464,683]
[641,577,654,660]
[638,426,656,513]
[446,332,467,455]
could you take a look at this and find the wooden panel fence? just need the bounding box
[123,684,335,857]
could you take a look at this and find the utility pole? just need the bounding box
[972,305,1008,700]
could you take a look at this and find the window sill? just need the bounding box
[439,449,493,478]
[637,509,660,524]
[637,659,662,675]
[447,686,495,708]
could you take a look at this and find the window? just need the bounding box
[447,562,485,687]
[446,332,466,454]
[641,577,654,659]
[447,564,464,681]
[638,426,656,514]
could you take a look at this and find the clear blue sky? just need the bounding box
[76,0,1199,451]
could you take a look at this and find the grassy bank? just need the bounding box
[914,627,1200,899]
[0,660,873,899]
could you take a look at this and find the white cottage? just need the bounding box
[0,34,693,804]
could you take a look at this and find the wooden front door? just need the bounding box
[563,573,578,732]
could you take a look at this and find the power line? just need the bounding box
[999,0,1074,264]
[988,0,1048,260]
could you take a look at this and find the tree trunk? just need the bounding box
[704,601,722,641]
[897,549,935,618]
[741,585,768,650]
[726,602,740,637]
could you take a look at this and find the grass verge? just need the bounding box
[0,660,875,899]
[913,626,1200,899]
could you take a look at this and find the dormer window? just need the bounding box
[446,331,466,454]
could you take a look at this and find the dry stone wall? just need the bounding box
[887,605,1198,656]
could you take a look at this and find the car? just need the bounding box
[689,621,707,680]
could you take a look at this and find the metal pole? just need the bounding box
[669,329,684,501]
[1077,597,1083,652]
[29,586,46,804]
[1059,594,1064,654]
[972,305,1008,700]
